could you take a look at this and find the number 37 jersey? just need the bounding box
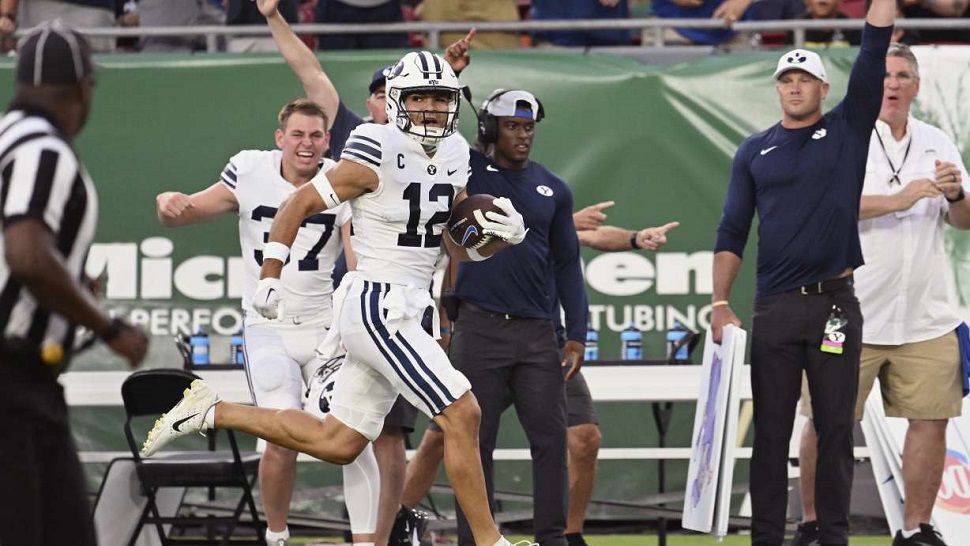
[221,149,351,321]
[340,123,469,286]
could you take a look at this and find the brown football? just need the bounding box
[446,194,502,249]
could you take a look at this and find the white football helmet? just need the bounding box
[384,51,461,146]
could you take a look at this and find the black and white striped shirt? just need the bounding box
[0,105,98,360]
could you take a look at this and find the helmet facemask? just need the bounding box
[389,87,460,147]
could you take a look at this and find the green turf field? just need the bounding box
[502,536,891,545]
[291,536,892,545]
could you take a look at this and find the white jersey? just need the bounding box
[338,123,469,287]
[221,150,351,322]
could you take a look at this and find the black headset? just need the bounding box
[475,88,545,144]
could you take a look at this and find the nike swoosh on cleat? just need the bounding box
[173,413,199,432]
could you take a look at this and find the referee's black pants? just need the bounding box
[749,284,861,546]
[452,302,568,546]
[0,360,97,546]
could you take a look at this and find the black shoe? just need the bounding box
[892,523,948,546]
[389,506,432,546]
[565,533,590,546]
[787,521,821,546]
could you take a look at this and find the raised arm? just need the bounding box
[156,181,238,227]
[867,0,896,26]
[256,0,340,128]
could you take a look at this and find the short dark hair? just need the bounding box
[277,98,329,131]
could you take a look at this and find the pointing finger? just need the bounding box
[590,200,616,212]
[658,221,680,234]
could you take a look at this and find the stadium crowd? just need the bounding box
[0,0,967,53]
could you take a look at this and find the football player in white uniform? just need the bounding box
[252,2,473,542]
[155,99,380,546]
[144,51,535,546]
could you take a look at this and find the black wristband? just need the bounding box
[630,233,640,250]
[946,187,966,203]
[100,317,126,342]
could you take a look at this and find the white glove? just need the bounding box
[474,197,529,245]
[253,277,286,320]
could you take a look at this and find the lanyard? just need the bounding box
[875,129,912,187]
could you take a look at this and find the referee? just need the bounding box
[0,24,148,546]
[710,1,895,545]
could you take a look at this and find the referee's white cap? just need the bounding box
[772,49,828,84]
[16,21,94,87]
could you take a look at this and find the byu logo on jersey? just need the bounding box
[428,165,437,175]
[536,185,554,197]
[812,128,827,140]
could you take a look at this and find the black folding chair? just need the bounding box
[121,368,263,545]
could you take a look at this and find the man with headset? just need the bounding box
[444,89,588,546]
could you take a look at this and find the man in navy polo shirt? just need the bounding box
[710,0,896,544]
[447,89,587,546]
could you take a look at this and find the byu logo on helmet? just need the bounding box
[384,51,462,147]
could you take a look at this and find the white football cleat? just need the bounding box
[141,379,220,457]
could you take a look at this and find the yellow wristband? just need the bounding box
[711,300,730,308]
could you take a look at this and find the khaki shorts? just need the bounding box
[800,331,962,420]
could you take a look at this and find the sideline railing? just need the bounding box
[9,18,970,52]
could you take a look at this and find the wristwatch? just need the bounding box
[629,233,641,250]
[946,187,966,203]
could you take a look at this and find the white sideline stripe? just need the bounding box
[59,366,755,406]
[69,367,875,465]
[78,446,871,464]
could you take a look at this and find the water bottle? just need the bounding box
[620,323,642,360]
[584,323,599,362]
[189,328,209,366]
[666,321,690,362]
[229,329,245,366]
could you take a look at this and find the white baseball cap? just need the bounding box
[482,89,543,121]
[772,49,828,83]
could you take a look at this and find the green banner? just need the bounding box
[1,46,968,511]
[3,47,962,366]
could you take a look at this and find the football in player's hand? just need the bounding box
[447,194,501,249]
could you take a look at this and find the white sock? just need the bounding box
[265,525,289,543]
[203,405,216,429]
[493,538,512,546]
[353,542,376,546]
[901,527,920,538]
